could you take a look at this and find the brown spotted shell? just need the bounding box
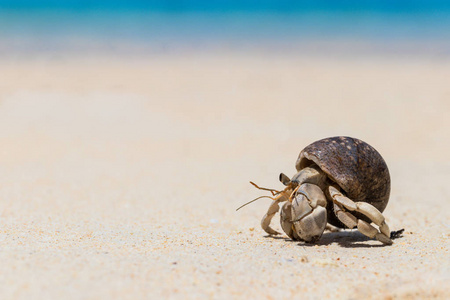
[295,136,390,226]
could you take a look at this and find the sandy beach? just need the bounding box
[0,52,449,299]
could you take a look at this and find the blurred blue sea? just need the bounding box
[1,1,449,55]
[2,0,450,12]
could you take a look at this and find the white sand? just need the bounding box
[0,53,449,299]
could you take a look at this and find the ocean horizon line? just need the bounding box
[1,8,449,58]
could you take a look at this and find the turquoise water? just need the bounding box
[1,2,449,55]
[1,1,450,12]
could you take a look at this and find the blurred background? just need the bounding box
[0,2,449,299]
[1,0,449,188]
[1,1,450,56]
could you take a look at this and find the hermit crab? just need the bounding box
[240,136,395,244]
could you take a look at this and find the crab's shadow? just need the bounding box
[264,230,392,248]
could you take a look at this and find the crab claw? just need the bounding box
[280,201,296,239]
[293,206,327,242]
[291,183,328,243]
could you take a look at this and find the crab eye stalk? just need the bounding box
[279,173,291,186]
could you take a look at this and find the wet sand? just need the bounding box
[0,53,449,299]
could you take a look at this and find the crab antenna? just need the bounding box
[235,195,275,211]
[249,181,281,196]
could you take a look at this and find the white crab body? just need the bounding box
[258,136,393,245]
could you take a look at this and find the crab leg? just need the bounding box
[329,186,392,245]
[261,192,290,235]
[333,203,357,229]
[261,200,281,235]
